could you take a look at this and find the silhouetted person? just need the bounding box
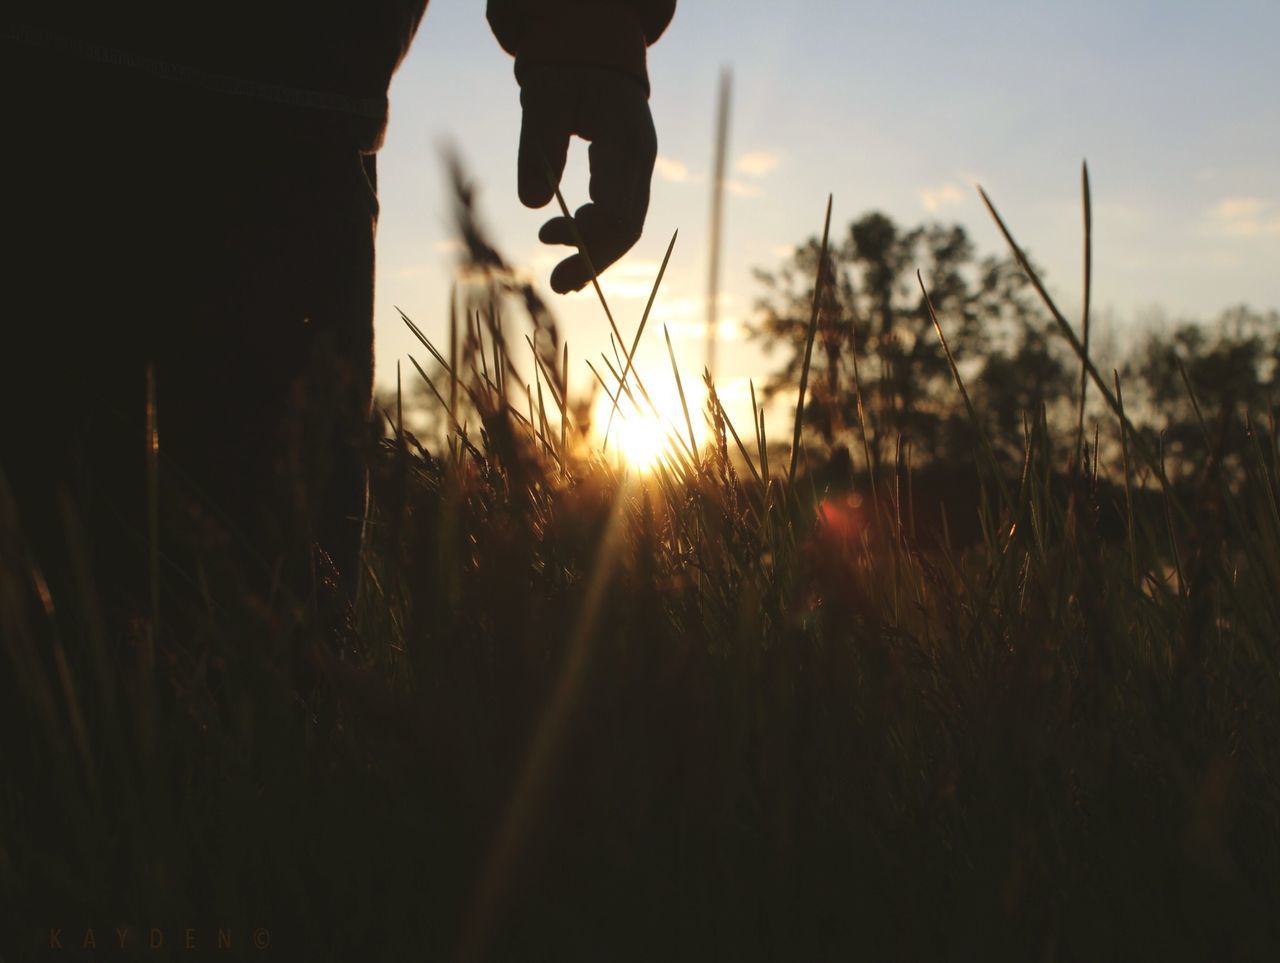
[1,1,676,635]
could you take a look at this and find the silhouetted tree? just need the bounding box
[750,211,1071,471]
[1123,304,1280,484]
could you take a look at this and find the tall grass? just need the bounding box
[2,166,1279,962]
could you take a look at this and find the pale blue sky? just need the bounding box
[374,0,1280,420]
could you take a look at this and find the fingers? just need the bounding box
[537,215,577,247]
[584,99,655,244]
[548,253,591,296]
[519,68,658,293]
[538,204,643,294]
[517,80,572,209]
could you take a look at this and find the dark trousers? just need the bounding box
[2,51,378,635]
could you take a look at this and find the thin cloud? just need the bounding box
[651,293,736,322]
[920,183,965,212]
[561,260,664,301]
[726,178,763,199]
[735,150,781,178]
[664,319,744,342]
[1214,197,1264,219]
[654,155,689,183]
[1209,196,1280,237]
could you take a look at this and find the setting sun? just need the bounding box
[609,409,675,473]
[592,370,708,473]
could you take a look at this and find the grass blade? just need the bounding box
[788,194,834,486]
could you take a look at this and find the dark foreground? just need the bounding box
[4,382,1279,962]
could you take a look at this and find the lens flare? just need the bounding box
[611,410,673,473]
[594,372,706,474]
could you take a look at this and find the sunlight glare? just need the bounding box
[593,371,706,474]
[612,410,673,473]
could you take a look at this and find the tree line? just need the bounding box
[749,211,1279,485]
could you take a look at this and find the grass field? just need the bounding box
[3,174,1279,961]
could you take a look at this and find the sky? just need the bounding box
[372,0,1280,438]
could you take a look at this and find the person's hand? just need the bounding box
[517,64,657,294]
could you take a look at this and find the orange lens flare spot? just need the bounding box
[817,493,863,540]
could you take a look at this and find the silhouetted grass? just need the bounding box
[2,170,1279,963]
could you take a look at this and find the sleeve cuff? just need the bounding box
[513,3,651,96]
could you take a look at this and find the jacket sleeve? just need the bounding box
[486,0,676,94]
